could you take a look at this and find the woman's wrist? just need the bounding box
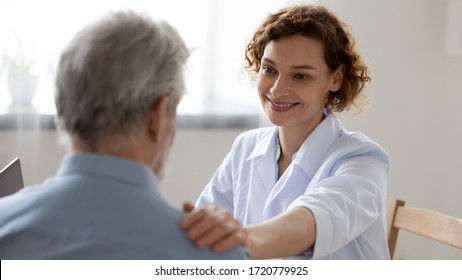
[244,227,258,259]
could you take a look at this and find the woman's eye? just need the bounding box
[262,66,275,74]
[294,73,309,80]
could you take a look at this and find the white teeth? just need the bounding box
[271,101,295,108]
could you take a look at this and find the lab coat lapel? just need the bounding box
[243,142,277,224]
[245,127,278,196]
[253,153,276,196]
[242,127,278,224]
[242,157,276,225]
[262,164,310,220]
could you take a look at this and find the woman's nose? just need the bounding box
[270,77,290,97]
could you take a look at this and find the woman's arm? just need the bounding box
[246,206,316,259]
[181,203,316,259]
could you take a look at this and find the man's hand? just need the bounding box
[180,202,248,253]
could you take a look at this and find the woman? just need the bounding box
[182,4,390,260]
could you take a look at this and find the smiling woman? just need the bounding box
[183,3,391,260]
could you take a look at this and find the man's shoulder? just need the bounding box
[152,206,249,260]
[205,246,250,260]
[0,184,43,212]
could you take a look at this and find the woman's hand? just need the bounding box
[181,203,316,259]
[180,202,249,253]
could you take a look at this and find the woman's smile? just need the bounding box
[267,96,300,112]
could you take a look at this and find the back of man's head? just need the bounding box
[55,11,189,149]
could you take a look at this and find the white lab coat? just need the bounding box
[196,114,391,259]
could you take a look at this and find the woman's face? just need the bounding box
[257,34,342,131]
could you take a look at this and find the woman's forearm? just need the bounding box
[245,207,316,259]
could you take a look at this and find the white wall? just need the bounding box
[1,0,462,259]
[320,0,462,259]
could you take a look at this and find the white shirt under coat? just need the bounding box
[196,113,391,259]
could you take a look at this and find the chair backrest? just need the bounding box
[387,198,462,259]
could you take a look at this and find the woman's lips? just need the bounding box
[267,97,299,112]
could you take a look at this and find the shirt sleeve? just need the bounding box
[288,142,391,259]
[195,148,235,212]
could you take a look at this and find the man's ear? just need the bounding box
[148,96,170,142]
[330,64,345,92]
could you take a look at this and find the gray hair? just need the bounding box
[55,11,189,148]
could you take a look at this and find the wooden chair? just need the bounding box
[386,198,462,259]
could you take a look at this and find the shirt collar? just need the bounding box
[246,126,279,161]
[244,113,342,177]
[56,152,160,192]
[294,113,342,178]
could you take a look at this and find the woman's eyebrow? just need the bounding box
[262,57,316,70]
[262,57,276,65]
[291,64,316,70]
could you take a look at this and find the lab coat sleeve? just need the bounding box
[195,149,235,213]
[288,141,391,259]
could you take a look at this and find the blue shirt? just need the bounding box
[0,153,249,260]
[197,114,391,259]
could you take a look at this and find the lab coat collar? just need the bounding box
[245,112,342,178]
[246,126,279,161]
[294,113,342,178]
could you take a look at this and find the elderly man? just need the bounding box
[0,11,248,260]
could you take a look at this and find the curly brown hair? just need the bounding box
[245,4,370,112]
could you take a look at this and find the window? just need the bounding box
[1,0,303,117]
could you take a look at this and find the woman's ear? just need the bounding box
[330,64,345,92]
[148,96,170,142]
